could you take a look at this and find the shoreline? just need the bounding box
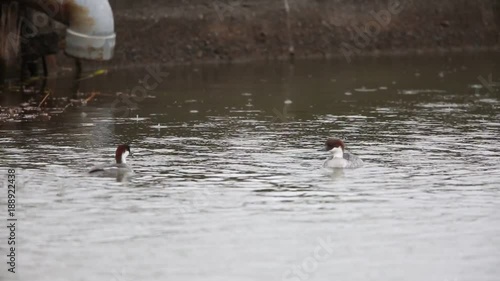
[76,45,500,72]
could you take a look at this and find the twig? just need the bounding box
[76,69,108,82]
[84,92,98,103]
[37,89,51,108]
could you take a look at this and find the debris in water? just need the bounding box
[84,92,98,104]
[1,88,102,122]
[38,90,52,108]
[76,69,109,81]
[469,84,483,89]
[354,87,377,92]
[152,123,168,130]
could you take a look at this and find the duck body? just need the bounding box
[89,163,133,176]
[88,144,133,180]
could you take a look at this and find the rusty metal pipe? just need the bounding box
[15,0,115,60]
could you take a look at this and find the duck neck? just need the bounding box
[116,151,128,164]
[332,148,344,158]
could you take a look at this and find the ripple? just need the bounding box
[2,56,500,281]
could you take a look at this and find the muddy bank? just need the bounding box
[102,0,500,66]
[2,0,500,74]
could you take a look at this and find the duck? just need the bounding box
[89,144,133,179]
[323,138,363,168]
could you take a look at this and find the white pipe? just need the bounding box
[17,0,116,60]
[64,0,116,60]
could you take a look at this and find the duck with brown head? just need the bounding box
[89,144,133,180]
[323,138,363,168]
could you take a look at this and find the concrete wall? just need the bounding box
[108,0,500,65]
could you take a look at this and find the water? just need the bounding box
[1,54,500,281]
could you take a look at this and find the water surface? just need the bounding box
[1,54,500,281]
